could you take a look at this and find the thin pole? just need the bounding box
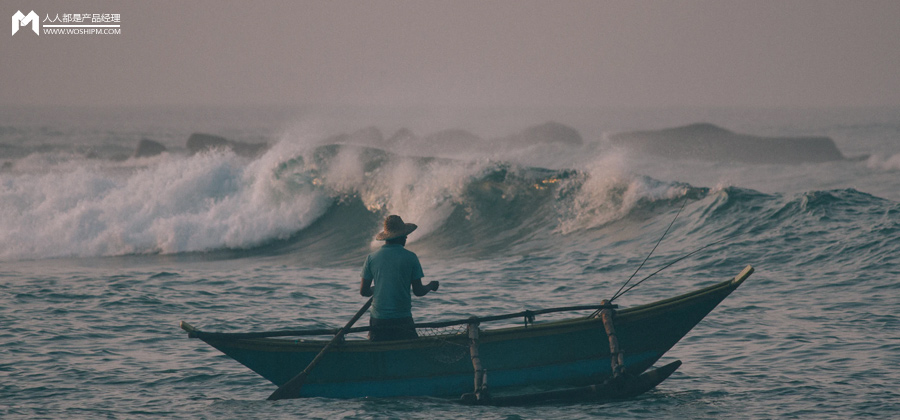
[267,297,373,401]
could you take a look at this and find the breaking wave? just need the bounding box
[0,133,694,262]
[1,131,896,265]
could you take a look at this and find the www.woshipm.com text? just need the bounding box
[43,27,121,35]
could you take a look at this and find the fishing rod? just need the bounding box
[609,236,730,303]
[609,196,688,301]
[588,236,729,319]
[589,195,708,318]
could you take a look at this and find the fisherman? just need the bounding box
[360,215,439,341]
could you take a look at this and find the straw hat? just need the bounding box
[375,215,418,241]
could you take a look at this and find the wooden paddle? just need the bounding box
[267,297,373,401]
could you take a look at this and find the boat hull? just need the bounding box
[186,270,749,399]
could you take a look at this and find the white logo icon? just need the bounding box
[12,10,39,36]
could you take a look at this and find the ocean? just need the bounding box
[1,105,898,419]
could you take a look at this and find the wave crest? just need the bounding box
[0,139,716,261]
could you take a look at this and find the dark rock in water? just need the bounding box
[504,121,583,146]
[228,141,269,157]
[187,133,229,154]
[186,133,268,157]
[609,123,845,164]
[133,138,167,158]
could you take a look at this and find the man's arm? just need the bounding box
[360,278,373,297]
[412,278,439,297]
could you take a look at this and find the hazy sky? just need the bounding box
[3,0,900,108]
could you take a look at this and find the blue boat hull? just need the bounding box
[184,268,751,399]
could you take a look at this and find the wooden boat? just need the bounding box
[181,265,753,403]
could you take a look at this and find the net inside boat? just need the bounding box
[418,324,469,364]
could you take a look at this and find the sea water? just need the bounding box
[1,106,898,419]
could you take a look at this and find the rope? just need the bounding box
[188,304,617,341]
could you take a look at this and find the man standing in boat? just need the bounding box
[360,215,439,341]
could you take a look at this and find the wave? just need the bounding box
[0,149,331,260]
[3,122,897,264]
[0,135,700,262]
[680,186,900,275]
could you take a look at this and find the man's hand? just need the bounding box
[412,278,438,297]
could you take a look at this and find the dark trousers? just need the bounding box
[368,316,418,341]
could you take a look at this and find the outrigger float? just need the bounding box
[181,265,753,405]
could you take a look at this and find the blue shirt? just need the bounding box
[360,244,425,319]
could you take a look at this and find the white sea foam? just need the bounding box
[866,153,900,171]
[557,151,687,235]
[311,142,490,247]
[0,122,500,259]
[0,146,330,260]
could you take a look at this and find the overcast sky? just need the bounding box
[3,0,900,109]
